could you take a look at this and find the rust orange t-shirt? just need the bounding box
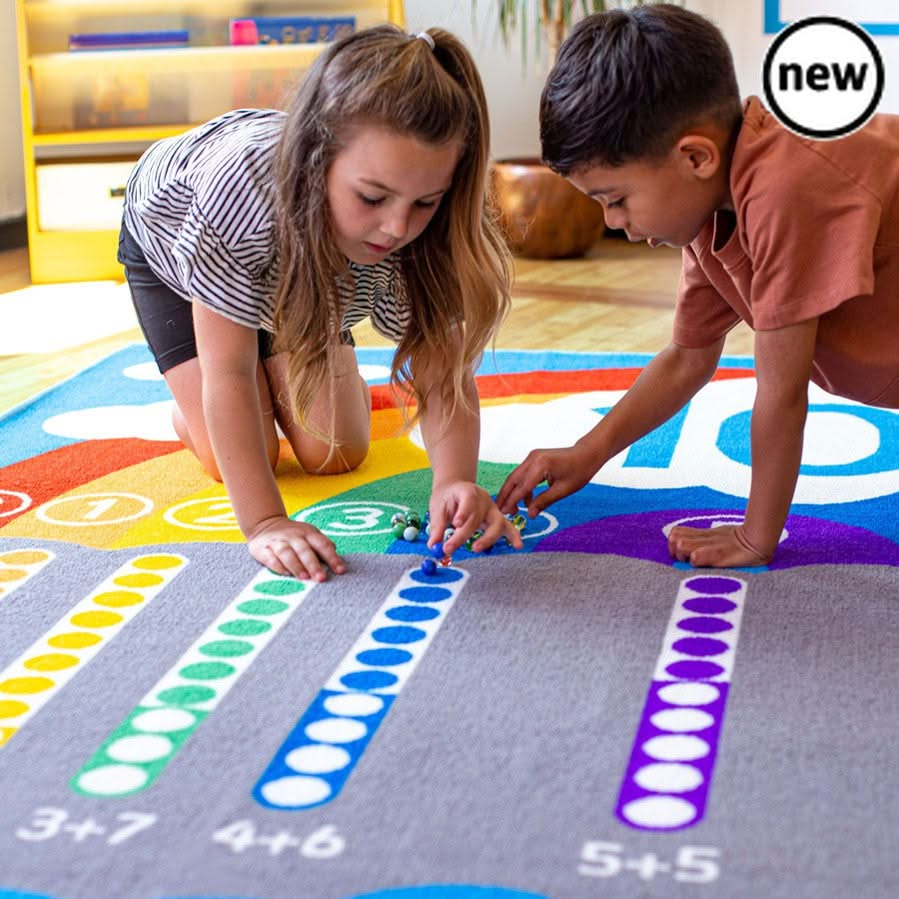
[673,96,899,408]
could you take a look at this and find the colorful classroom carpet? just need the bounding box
[0,345,896,899]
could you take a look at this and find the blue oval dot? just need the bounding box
[372,625,426,645]
[356,648,413,667]
[341,670,398,691]
[398,586,452,604]
[386,605,440,622]
[410,567,464,584]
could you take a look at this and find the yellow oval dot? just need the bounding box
[0,569,27,583]
[0,550,50,566]
[113,573,164,588]
[93,590,144,608]
[25,653,79,672]
[70,611,122,628]
[132,555,182,570]
[48,632,103,649]
[0,700,30,719]
[0,676,54,694]
[1,727,17,745]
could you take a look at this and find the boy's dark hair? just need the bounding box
[541,4,742,173]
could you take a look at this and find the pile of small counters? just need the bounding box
[390,508,527,577]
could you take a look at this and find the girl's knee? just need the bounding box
[297,439,369,475]
[171,404,223,481]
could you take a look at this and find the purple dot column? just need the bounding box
[615,575,747,831]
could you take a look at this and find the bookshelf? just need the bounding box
[15,0,406,283]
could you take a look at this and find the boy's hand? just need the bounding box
[668,525,773,569]
[247,516,347,582]
[428,481,523,555]
[496,445,597,518]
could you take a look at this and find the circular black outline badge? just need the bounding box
[762,16,885,140]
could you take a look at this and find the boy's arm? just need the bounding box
[193,303,344,581]
[669,318,818,567]
[497,339,725,516]
[416,366,523,555]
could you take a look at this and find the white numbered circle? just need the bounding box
[163,497,240,532]
[0,490,32,518]
[296,501,411,536]
[36,492,153,527]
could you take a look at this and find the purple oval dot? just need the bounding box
[666,659,724,680]
[684,576,742,595]
[683,596,737,614]
[676,616,734,635]
[673,637,729,657]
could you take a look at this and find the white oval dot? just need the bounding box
[304,717,368,744]
[622,795,698,829]
[657,682,720,706]
[131,708,196,733]
[106,734,173,763]
[634,762,704,794]
[285,744,351,774]
[323,693,384,717]
[76,764,149,796]
[261,775,332,808]
[650,708,715,733]
[642,734,710,762]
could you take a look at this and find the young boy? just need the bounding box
[496,4,899,568]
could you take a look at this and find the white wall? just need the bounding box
[405,0,899,157]
[2,2,896,222]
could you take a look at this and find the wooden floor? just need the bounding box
[0,236,754,415]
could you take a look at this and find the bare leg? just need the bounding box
[264,345,371,475]
[164,357,280,480]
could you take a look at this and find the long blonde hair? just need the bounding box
[272,24,511,438]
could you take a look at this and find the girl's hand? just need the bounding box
[247,516,347,582]
[428,481,524,556]
[667,524,774,569]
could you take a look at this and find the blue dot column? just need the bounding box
[615,575,747,831]
[253,566,469,810]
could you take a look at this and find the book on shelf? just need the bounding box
[228,16,355,46]
[68,31,190,51]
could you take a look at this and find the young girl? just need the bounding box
[118,25,523,581]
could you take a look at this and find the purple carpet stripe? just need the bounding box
[615,574,747,831]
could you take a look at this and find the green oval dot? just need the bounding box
[156,685,216,706]
[199,639,254,658]
[218,619,272,637]
[254,579,307,596]
[179,661,235,681]
[236,599,289,616]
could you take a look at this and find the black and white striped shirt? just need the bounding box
[123,109,410,341]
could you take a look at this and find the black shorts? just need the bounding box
[117,221,354,373]
[117,220,276,374]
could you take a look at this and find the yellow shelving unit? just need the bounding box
[15,0,406,283]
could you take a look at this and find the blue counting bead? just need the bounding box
[430,542,445,560]
[420,557,437,576]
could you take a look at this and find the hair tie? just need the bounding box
[415,30,435,50]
